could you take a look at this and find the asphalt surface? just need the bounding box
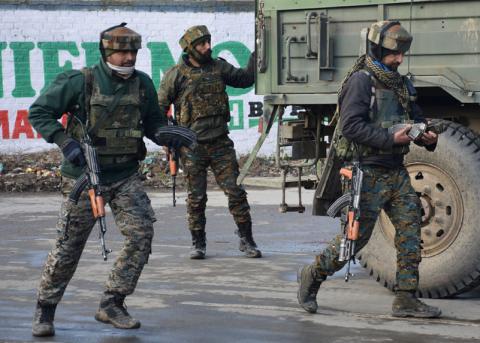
[1,188,479,343]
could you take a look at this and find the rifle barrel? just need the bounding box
[172,175,176,207]
[98,209,110,260]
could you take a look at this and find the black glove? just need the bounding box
[60,138,86,167]
[153,126,197,150]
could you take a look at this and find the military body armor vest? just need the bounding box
[335,70,411,161]
[176,62,230,129]
[67,68,146,167]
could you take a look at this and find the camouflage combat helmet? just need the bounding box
[99,22,142,59]
[179,25,211,51]
[367,20,412,60]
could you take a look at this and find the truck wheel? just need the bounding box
[357,120,480,298]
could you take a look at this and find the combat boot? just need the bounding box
[297,265,323,314]
[236,222,262,258]
[392,291,442,318]
[190,230,206,259]
[95,292,141,329]
[32,302,56,337]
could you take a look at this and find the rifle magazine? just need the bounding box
[327,193,351,218]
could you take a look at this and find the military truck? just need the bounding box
[241,0,480,298]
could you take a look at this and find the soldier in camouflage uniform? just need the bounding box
[297,21,442,318]
[158,25,261,259]
[28,23,196,337]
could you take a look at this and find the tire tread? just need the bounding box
[358,120,480,298]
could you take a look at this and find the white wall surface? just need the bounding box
[0,6,279,155]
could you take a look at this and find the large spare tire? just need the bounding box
[357,120,480,298]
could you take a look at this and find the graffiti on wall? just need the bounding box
[0,41,262,132]
[0,9,276,154]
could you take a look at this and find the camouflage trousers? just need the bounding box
[37,173,156,305]
[181,135,251,231]
[312,165,422,291]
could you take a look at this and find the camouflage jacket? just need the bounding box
[29,59,167,183]
[158,53,254,143]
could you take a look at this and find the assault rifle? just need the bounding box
[167,148,179,207]
[388,120,448,141]
[68,127,112,261]
[326,161,363,282]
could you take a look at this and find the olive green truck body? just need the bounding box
[248,0,480,298]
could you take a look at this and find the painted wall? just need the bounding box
[0,4,279,155]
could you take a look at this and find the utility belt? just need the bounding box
[336,138,410,162]
[197,133,229,145]
[97,128,143,139]
[98,155,139,165]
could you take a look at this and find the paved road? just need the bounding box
[0,189,479,342]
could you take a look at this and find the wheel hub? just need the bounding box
[419,194,434,223]
[377,162,464,258]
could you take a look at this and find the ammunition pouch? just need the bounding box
[177,62,230,127]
